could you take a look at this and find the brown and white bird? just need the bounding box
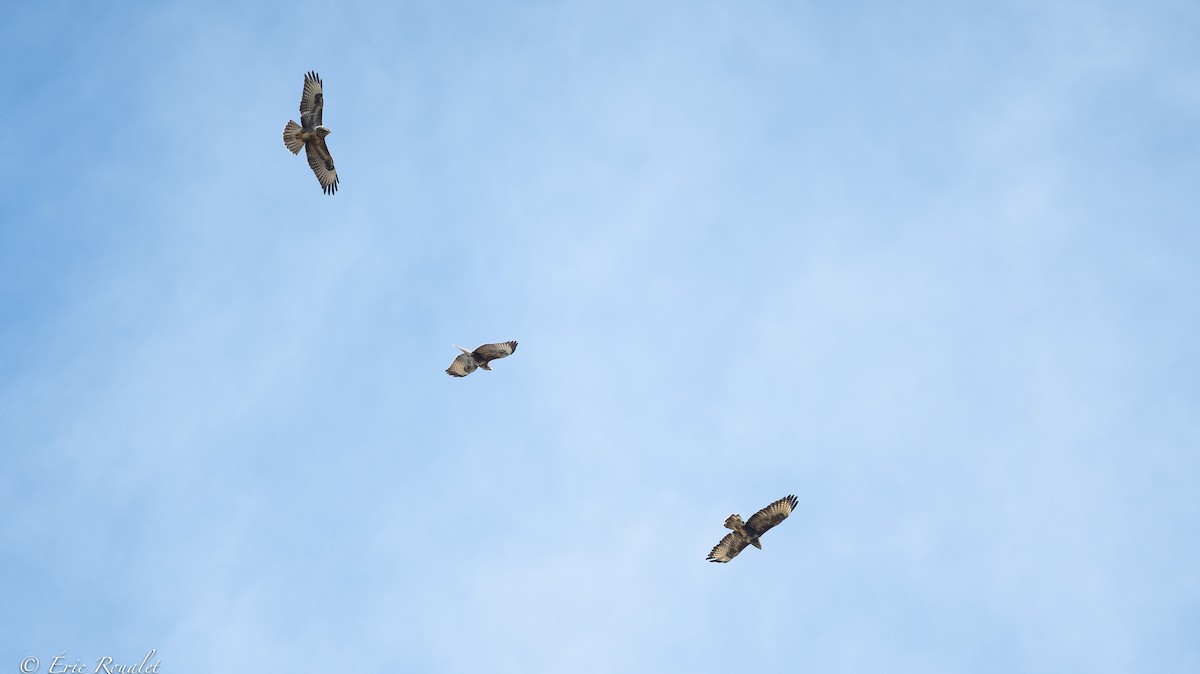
[706,495,798,563]
[446,341,518,377]
[282,70,338,195]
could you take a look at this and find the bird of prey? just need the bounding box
[706,494,798,563]
[446,341,518,377]
[282,70,338,195]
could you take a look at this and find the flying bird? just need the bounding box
[282,70,339,195]
[706,494,798,563]
[446,341,518,377]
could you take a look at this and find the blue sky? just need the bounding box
[2,1,1198,672]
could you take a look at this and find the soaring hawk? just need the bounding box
[706,495,798,563]
[282,71,339,195]
[446,341,518,377]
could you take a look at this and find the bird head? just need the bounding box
[751,539,762,550]
[316,126,331,137]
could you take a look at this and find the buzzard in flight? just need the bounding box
[282,70,339,195]
[446,341,518,377]
[707,494,798,563]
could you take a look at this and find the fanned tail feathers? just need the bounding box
[283,120,304,154]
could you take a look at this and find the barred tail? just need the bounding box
[283,120,304,154]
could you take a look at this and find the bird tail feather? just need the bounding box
[723,514,745,531]
[283,120,304,154]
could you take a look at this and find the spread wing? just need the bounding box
[744,494,798,538]
[446,353,477,377]
[471,341,517,364]
[707,531,750,563]
[299,70,324,130]
[305,137,338,195]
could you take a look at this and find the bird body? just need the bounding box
[707,495,798,563]
[283,70,338,195]
[446,341,518,377]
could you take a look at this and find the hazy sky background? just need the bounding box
[2,1,1198,672]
